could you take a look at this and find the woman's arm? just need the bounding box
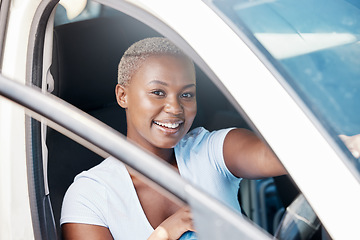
[223,128,286,179]
[62,209,193,240]
[62,223,114,240]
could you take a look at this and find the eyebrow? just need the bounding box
[147,80,196,89]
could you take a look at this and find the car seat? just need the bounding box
[47,15,162,238]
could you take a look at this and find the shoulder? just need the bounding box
[176,127,234,151]
[175,127,235,171]
[175,127,241,198]
[61,157,130,225]
[75,156,127,183]
[176,127,207,148]
[68,157,130,199]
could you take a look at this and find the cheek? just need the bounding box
[129,91,159,112]
[184,103,197,122]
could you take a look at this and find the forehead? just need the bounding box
[131,54,196,85]
[144,54,194,72]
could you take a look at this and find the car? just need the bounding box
[0,0,359,239]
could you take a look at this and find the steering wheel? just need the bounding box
[274,193,321,240]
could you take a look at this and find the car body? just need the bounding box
[0,0,359,239]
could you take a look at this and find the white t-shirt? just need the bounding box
[61,127,241,239]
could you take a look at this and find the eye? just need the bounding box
[180,92,195,99]
[151,90,165,96]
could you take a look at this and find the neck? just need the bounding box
[153,148,175,164]
[126,137,175,164]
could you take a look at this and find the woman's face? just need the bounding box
[118,54,197,150]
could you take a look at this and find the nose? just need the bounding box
[164,95,183,115]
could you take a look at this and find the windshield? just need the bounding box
[210,0,360,169]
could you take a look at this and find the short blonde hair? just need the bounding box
[118,37,194,86]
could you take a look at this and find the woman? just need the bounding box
[60,37,286,240]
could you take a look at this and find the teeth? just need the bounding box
[154,121,182,129]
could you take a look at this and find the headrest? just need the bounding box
[50,18,130,111]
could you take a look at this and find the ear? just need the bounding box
[115,84,128,108]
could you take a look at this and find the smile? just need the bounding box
[153,120,183,129]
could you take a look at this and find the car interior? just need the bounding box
[30,1,316,239]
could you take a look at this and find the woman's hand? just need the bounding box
[148,207,194,240]
[339,134,360,158]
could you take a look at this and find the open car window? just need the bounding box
[38,1,289,239]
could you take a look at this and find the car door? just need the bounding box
[1,0,272,239]
[2,0,360,239]
[0,0,43,239]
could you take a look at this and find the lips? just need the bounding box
[153,120,183,129]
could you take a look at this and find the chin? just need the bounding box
[153,138,181,149]
[156,142,178,149]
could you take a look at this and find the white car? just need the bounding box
[0,0,359,239]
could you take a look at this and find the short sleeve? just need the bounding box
[176,127,238,180]
[175,127,242,212]
[205,127,239,181]
[60,175,108,227]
